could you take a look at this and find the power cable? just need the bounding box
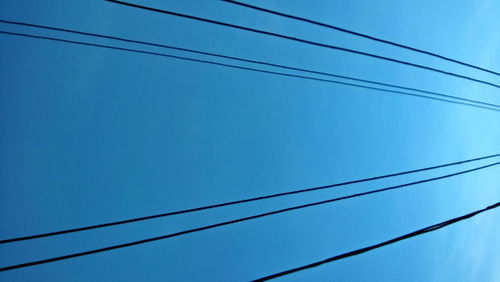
[0,108,497,245]
[0,116,497,245]
[222,0,500,77]
[1,30,499,114]
[1,161,498,272]
[254,201,500,281]
[1,19,499,110]
[106,0,500,90]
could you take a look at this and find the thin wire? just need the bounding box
[1,19,499,110]
[0,93,495,246]
[1,30,499,115]
[222,0,500,77]
[0,64,495,244]
[254,201,500,281]
[1,161,499,271]
[106,0,500,90]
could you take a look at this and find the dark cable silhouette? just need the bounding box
[1,30,499,115]
[106,0,500,90]
[1,19,499,110]
[222,0,500,77]
[0,95,496,245]
[254,201,500,281]
[0,101,495,245]
[1,161,499,271]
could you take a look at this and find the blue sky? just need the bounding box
[0,0,499,281]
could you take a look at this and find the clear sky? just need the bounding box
[0,0,499,281]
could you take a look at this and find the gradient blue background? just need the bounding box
[1,0,499,281]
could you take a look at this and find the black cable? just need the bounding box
[0,98,495,247]
[222,0,500,77]
[1,30,499,115]
[0,161,498,272]
[254,201,500,281]
[1,19,499,110]
[106,0,500,90]
[0,90,495,246]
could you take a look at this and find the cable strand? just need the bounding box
[222,0,500,77]
[1,19,499,110]
[254,202,500,281]
[1,161,499,271]
[106,0,500,89]
[1,30,499,116]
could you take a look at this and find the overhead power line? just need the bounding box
[1,30,499,114]
[0,161,499,272]
[254,201,500,281]
[1,19,499,111]
[0,120,496,244]
[0,125,496,245]
[106,0,500,90]
[222,0,500,77]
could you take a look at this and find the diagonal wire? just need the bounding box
[1,19,499,110]
[0,161,499,272]
[106,0,500,90]
[0,73,495,245]
[254,201,500,281]
[1,30,500,114]
[0,104,495,246]
[222,0,500,77]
